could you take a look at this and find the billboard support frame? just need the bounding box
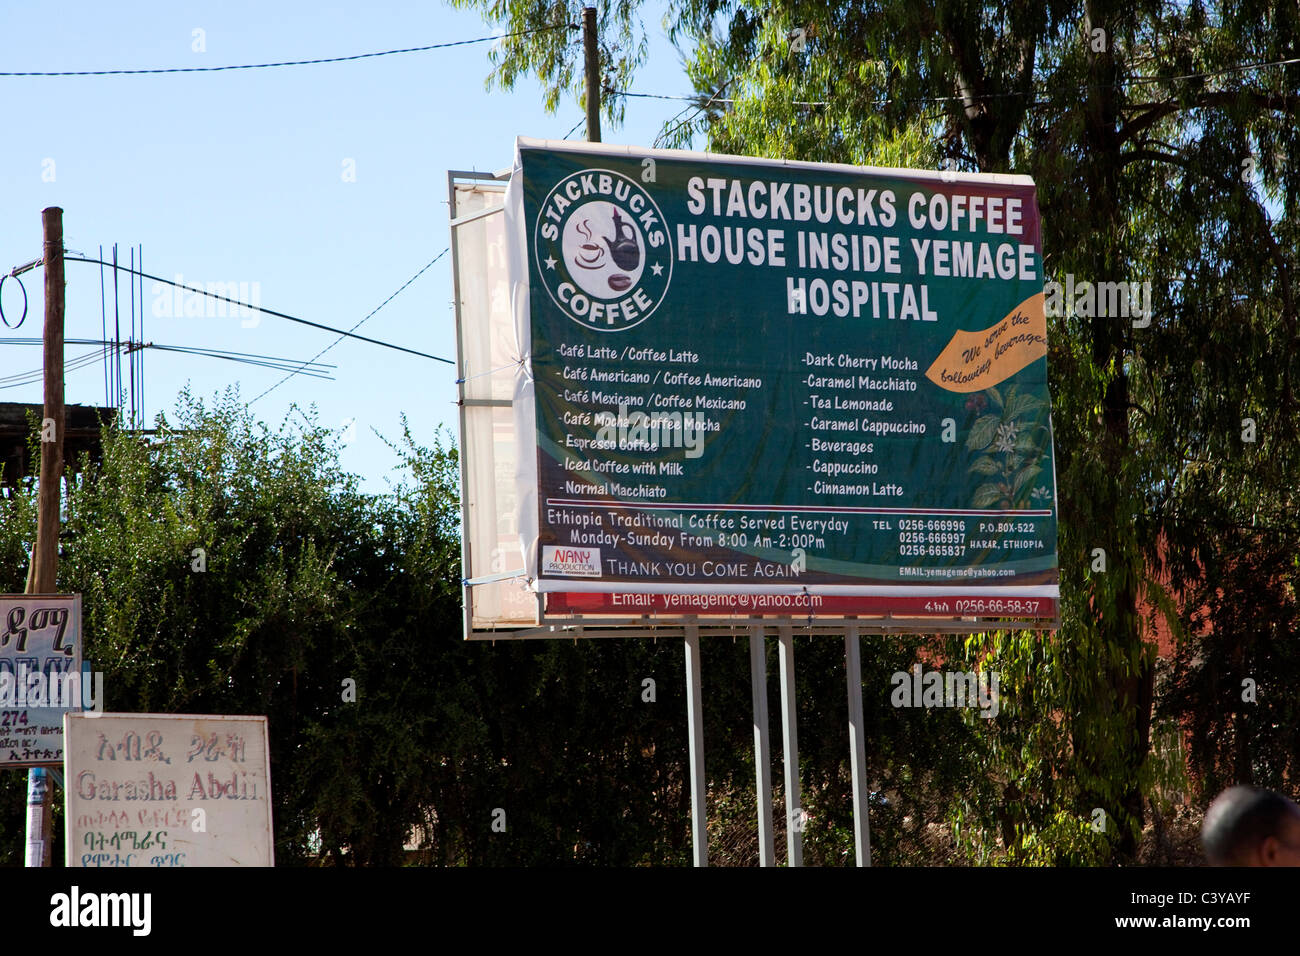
[466,613,1057,640]
[778,623,802,866]
[846,623,873,866]
[684,624,707,867]
[449,168,543,634]
[749,624,775,866]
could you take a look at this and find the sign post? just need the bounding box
[684,623,707,867]
[846,624,872,866]
[23,206,67,868]
[777,623,802,866]
[749,624,775,865]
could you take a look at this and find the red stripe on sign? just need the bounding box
[546,592,1057,618]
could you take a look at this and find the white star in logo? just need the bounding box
[650,261,663,276]
[544,256,557,270]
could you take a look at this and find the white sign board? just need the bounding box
[64,713,274,867]
[1,594,82,767]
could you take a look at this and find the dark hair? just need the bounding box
[1202,786,1300,865]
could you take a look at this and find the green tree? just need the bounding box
[0,395,804,865]
[0,392,465,863]
[450,0,1300,863]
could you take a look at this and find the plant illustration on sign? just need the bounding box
[965,384,1050,510]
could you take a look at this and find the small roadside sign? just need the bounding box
[0,594,83,767]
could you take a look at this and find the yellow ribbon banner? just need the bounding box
[924,292,1048,393]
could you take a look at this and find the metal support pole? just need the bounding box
[750,625,775,866]
[777,624,802,866]
[845,625,872,866]
[684,624,707,866]
[25,768,51,867]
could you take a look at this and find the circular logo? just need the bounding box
[535,169,672,332]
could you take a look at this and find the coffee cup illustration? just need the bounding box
[558,201,650,302]
[573,220,606,269]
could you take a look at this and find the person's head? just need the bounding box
[1202,786,1300,866]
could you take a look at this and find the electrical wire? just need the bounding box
[0,336,331,363]
[615,55,1300,122]
[248,249,448,405]
[614,89,828,106]
[62,255,453,365]
[1123,55,1300,87]
[148,345,335,380]
[0,24,573,77]
[0,272,28,328]
[142,343,335,369]
[0,339,337,385]
[654,78,736,148]
[98,245,108,405]
[0,347,112,390]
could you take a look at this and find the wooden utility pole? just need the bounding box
[583,6,601,142]
[25,206,64,868]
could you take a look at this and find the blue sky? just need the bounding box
[0,0,694,492]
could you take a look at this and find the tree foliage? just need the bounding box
[449,0,1299,863]
[0,392,993,865]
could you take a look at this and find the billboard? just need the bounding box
[1,594,83,766]
[497,138,1058,624]
[450,173,539,630]
[64,713,274,867]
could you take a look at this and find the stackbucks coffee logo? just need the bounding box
[536,168,672,332]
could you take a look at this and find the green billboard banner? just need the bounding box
[512,139,1059,619]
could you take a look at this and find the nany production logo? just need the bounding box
[535,169,672,332]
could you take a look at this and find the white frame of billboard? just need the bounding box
[450,168,545,636]
[452,142,1060,640]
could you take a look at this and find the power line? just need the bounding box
[0,346,111,390]
[0,24,573,77]
[615,89,831,106]
[98,245,108,405]
[564,115,587,139]
[61,255,453,365]
[0,339,338,388]
[654,78,736,148]
[148,345,335,380]
[613,90,703,102]
[616,55,1300,122]
[249,249,448,405]
[1123,55,1300,87]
